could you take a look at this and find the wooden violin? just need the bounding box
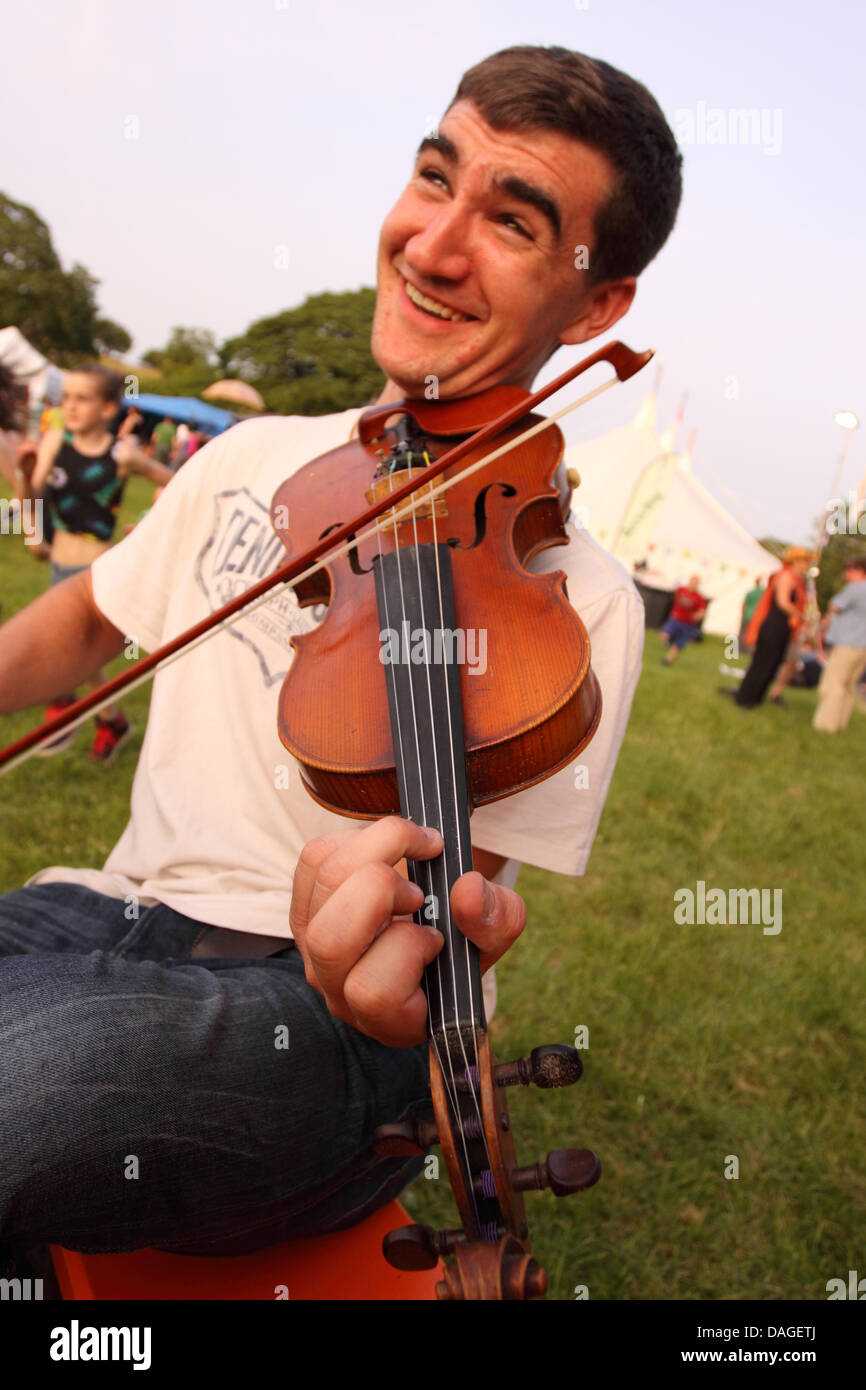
[269,345,652,1298]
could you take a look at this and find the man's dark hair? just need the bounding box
[450,46,682,284]
[69,364,124,406]
[845,556,866,573]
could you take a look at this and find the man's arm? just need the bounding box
[0,570,126,714]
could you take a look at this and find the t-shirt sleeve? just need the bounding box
[469,581,645,876]
[90,433,231,652]
[832,583,853,614]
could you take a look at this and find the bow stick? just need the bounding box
[0,341,652,774]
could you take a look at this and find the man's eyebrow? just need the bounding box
[495,175,562,242]
[415,132,459,163]
[413,136,562,242]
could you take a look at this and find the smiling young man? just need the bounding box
[0,47,681,1268]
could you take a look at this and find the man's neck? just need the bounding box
[374,378,404,407]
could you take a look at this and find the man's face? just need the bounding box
[371,100,629,399]
[62,375,115,433]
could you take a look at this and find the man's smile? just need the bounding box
[399,274,477,325]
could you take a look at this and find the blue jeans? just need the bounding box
[0,884,430,1268]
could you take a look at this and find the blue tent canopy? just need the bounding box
[127,393,237,435]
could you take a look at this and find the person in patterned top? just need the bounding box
[15,365,171,760]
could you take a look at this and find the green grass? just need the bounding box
[1,486,863,1300]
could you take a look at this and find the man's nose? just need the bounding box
[405,203,473,282]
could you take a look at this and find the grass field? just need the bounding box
[1,476,863,1300]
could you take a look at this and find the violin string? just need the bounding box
[422,454,496,1196]
[1,373,617,774]
[406,454,492,1202]
[379,460,483,1231]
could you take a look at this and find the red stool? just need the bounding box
[49,1201,440,1301]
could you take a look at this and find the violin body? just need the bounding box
[271,396,601,818]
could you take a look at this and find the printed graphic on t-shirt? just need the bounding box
[195,487,320,687]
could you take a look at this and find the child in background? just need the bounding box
[15,366,172,761]
[660,575,708,665]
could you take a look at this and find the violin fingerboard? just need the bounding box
[373,542,486,1042]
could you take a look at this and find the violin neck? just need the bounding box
[374,542,486,1044]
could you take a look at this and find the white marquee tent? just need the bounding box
[565,391,778,637]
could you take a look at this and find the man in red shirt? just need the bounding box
[660,574,708,665]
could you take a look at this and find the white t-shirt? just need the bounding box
[27,408,644,943]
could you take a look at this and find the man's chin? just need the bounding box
[370,350,438,401]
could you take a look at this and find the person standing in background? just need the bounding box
[117,406,145,445]
[767,566,821,707]
[184,427,201,462]
[812,557,866,732]
[152,415,176,465]
[727,548,812,709]
[170,422,189,469]
[739,575,766,655]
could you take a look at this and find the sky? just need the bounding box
[2,0,865,543]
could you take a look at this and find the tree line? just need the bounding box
[0,190,383,416]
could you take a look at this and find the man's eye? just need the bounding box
[499,214,532,240]
[418,167,449,190]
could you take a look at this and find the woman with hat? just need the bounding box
[726,547,814,708]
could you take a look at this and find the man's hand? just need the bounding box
[290,815,526,1048]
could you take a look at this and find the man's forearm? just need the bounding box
[0,571,126,714]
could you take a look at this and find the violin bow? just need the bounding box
[0,341,653,774]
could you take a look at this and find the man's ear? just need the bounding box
[559,277,637,347]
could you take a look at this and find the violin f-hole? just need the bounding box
[447,482,517,551]
[317,523,372,575]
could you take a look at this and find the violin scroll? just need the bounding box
[373,1036,600,1300]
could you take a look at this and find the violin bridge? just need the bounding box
[366,468,448,525]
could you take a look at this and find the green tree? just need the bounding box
[222,289,384,416]
[94,317,132,356]
[142,326,219,372]
[757,537,790,562]
[816,526,866,611]
[0,192,130,362]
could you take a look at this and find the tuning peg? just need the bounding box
[372,1118,439,1157]
[382,1223,466,1271]
[494,1044,584,1090]
[510,1148,601,1196]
